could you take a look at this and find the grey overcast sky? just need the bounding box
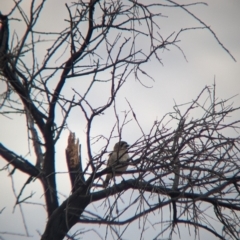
[0,0,240,239]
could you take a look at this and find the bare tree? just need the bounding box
[0,1,239,240]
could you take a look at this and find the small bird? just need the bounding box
[103,141,129,187]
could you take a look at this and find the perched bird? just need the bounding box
[103,141,129,187]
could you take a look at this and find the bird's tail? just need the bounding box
[103,174,111,188]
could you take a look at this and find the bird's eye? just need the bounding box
[118,141,129,148]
